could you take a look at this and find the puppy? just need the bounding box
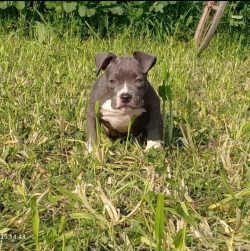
[86,51,163,152]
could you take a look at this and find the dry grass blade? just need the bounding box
[97,181,120,224]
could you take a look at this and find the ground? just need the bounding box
[0,32,249,250]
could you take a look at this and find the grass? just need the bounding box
[0,29,249,251]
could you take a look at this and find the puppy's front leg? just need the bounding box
[145,97,163,151]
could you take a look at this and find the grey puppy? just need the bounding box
[86,51,163,152]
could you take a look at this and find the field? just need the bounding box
[0,31,249,250]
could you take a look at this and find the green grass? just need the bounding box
[0,30,249,250]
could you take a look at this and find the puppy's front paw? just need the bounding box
[145,140,163,151]
[86,142,101,159]
[86,141,93,153]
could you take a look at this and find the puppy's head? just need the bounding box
[95,51,156,110]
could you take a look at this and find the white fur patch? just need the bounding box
[101,99,146,132]
[117,81,128,96]
[116,81,129,107]
[145,140,163,151]
[87,142,93,153]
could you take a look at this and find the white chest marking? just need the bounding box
[100,99,146,132]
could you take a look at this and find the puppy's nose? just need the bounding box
[120,93,132,103]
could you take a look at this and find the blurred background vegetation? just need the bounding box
[0,1,249,41]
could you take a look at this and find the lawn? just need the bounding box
[0,31,249,250]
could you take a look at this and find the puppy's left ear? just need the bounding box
[133,51,157,73]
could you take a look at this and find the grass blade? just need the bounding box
[173,225,187,251]
[125,114,137,152]
[155,192,165,251]
[95,100,101,147]
[220,168,235,199]
[30,197,40,251]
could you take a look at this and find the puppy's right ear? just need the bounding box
[95,52,116,76]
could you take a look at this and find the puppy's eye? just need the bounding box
[109,80,116,85]
[136,79,144,87]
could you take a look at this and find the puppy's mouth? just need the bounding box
[113,98,144,111]
[116,105,137,111]
[116,105,136,110]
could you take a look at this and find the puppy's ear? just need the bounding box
[95,52,116,76]
[133,51,157,73]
